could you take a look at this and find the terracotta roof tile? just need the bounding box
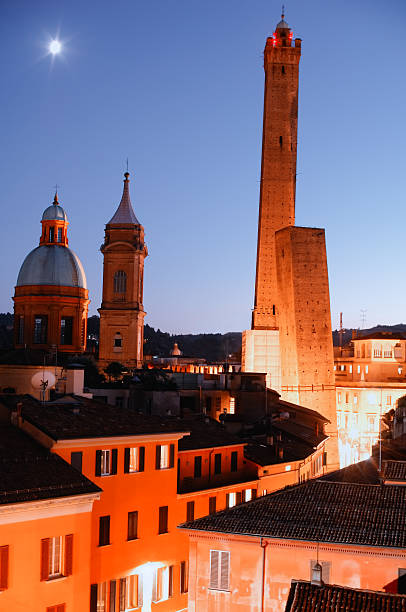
[179,479,406,548]
[285,581,406,611]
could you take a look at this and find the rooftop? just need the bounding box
[382,460,406,482]
[11,395,189,441]
[108,172,139,225]
[285,581,406,612]
[178,415,245,451]
[0,424,100,505]
[179,478,406,548]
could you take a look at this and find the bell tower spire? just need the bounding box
[98,172,148,369]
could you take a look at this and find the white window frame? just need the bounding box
[228,492,236,508]
[244,489,252,502]
[97,581,107,612]
[48,536,63,578]
[159,444,170,469]
[209,550,230,591]
[129,447,140,473]
[101,450,111,476]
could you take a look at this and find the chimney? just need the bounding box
[352,329,357,340]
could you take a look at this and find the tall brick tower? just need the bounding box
[98,172,148,369]
[252,13,301,331]
[242,13,301,390]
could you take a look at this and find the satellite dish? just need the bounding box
[31,370,56,390]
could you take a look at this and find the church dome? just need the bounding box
[41,194,68,222]
[16,244,87,289]
[276,18,290,30]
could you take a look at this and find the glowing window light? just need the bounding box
[229,397,235,414]
[285,464,291,471]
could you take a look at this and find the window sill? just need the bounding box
[208,588,229,592]
[46,575,67,583]
[158,531,169,536]
[127,537,139,542]
[98,543,112,548]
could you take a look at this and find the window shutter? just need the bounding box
[209,551,219,589]
[252,488,257,499]
[168,565,173,597]
[220,552,230,590]
[95,450,102,476]
[169,444,175,468]
[137,574,143,608]
[119,577,126,611]
[111,449,118,475]
[64,534,73,576]
[139,446,145,471]
[90,584,98,612]
[236,492,242,505]
[40,538,49,581]
[226,493,230,508]
[109,579,117,612]
[156,445,161,469]
[209,497,216,514]
[0,545,9,590]
[124,448,130,473]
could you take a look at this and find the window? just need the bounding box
[209,551,230,591]
[209,496,216,514]
[95,449,118,477]
[40,535,73,581]
[158,506,168,534]
[367,416,375,432]
[17,316,24,344]
[357,365,361,374]
[337,392,341,403]
[180,560,188,593]
[194,455,202,478]
[46,605,66,612]
[365,365,369,374]
[309,560,331,584]
[349,365,353,374]
[70,451,82,473]
[168,565,174,598]
[353,395,358,405]
[99,516,110,546]
[57,227,63,242]
[33,315,48,344]
[60,317,73,345]
[279,135,283,147]
[114,332,122,348]
[0,545,9,590]
[49,227,55,242]
[114,270,127,294]
[214,453,222,474]
[226,492,236,508]
[244,489,252,502]
[398,367,403,375]
[124,447,145,473]
[126,574,142,609]
[127,511,138,541]
[345,393,349,404]
[229,397,235,414]
[156,444,174,470]
[186,501,195,522]
[231,451,238,472]
[97,582,107,612]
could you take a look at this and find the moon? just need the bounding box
[49,39,62,55]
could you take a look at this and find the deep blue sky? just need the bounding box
[1,1,405,334]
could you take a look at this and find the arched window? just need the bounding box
[114,270,127,294]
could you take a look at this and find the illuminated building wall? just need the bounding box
[335,333,406,467]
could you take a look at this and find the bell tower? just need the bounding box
[98,172,148,369]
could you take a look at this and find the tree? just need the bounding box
[105,361,125,381]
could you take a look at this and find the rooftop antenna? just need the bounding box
[282,4,285,18]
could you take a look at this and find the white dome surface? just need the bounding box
[16,245,87,289]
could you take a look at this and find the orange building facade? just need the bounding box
[98,173,147,369]
[0,391,328,611]
[13,193,89,353]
